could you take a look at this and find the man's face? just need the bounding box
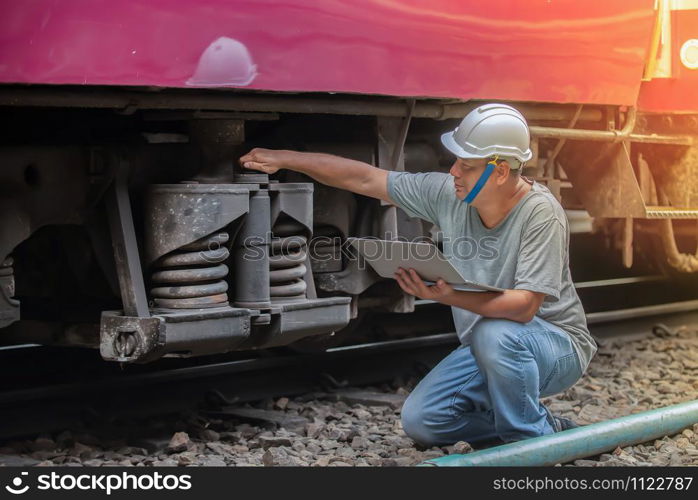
[449,157,491,203]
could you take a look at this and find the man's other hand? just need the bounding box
[239,148,293,175]
[394,268,454,301]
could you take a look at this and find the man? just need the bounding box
[240,103,596,447]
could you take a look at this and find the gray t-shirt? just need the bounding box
[387,171,597,372]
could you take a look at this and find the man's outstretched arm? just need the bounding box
[239,148,391,203]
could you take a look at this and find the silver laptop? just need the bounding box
[348,238,503,292]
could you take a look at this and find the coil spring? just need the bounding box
[150,231,230,309]
[0,257,13,277]
[0,258,14,298]
[269,221,307,301]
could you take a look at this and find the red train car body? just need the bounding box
[0,0,655,104]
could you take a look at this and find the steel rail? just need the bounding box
[586,299,698,325]
[0,333,459,406]
[573,275,666,289]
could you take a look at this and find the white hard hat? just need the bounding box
[187,37,258,87]
[441,103,533,166]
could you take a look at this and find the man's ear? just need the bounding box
[495,160,510,185]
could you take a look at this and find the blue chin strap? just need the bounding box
[463,157,498,204]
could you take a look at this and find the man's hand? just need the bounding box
[238,149,392,203]
[394,268,455,301]
[239,148,295,175]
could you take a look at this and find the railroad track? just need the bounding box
[0,333,459,440]
[1,283,697,441]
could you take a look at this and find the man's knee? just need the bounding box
[401,393,431,446]
[400,392,444,447]
[470,318,521,368]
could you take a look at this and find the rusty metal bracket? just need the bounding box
[105,159,150,318]
[390,99,416,172]
[544,104,583,179]
[100,307,253,363]
[622,217,634,268]
[376,101,415,239]
[559,141,647,218]
[100,313,164,362]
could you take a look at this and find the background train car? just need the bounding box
[0,0,696,362]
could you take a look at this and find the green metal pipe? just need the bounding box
[421,399,698,466]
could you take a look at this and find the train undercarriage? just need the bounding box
[1,86,697,362]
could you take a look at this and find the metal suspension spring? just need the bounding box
[150,231,230,309]
[0,257,13,277]
[0,257,14,297]
[269,221,307,301]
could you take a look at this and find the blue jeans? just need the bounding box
[401,316,583,446]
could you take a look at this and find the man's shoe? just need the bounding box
[553,415,579,432]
